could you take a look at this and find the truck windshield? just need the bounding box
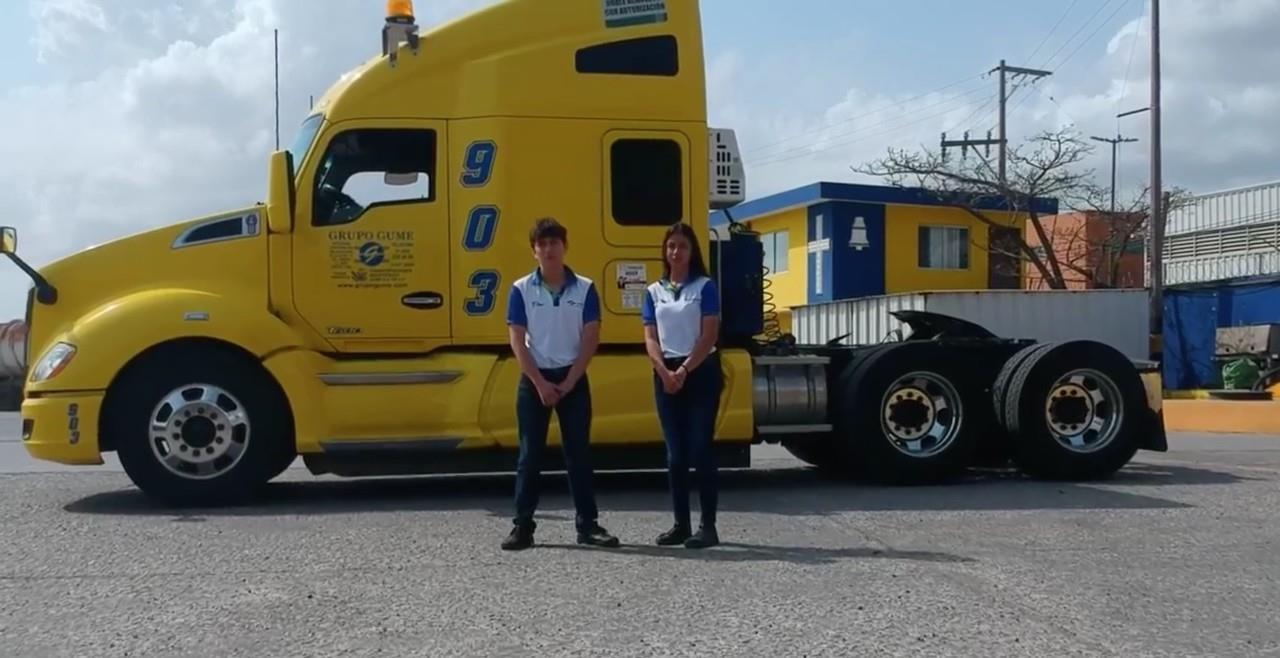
[287,114,324,170]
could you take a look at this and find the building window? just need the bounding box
[761,230,789,274]
[610,138,683,226]
[918,225,969,270]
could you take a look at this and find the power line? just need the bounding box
[1040,0,1121,68]
[1050,0,1138,73]
[744,75,988,158]
[1027,0,1083,63]
[941,60,1051,185]
[942,94,1000,136]
[1006,0,1136,121]
[749,86,991,164]
[1092,134,1140,213]
[752,98,997,169]
[1117,0,1147,130]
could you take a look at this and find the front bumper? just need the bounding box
[20,391,104,465]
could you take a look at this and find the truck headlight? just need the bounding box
[29,342,76,383]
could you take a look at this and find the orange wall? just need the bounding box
[1026,211,1145,289]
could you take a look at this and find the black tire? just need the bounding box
[832,342,980,484]
[1003,340,1145,480]
[974,342,1055,468]
[109,344,294,507]
[787,344,899,472]
[991,343,1053,426]
[264,448,298,482]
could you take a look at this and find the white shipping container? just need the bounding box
[792,289,1150,360]
[1166,178,1280,236]
[1164,251,1280,286]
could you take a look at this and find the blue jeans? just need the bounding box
[513,366,599,534]
[654,352,722,529]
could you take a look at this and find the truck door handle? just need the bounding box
[401,292,444,309]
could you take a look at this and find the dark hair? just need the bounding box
[660,222,709,281]
[529,217,567,246]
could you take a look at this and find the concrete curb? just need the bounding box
[1163,399,1280,434]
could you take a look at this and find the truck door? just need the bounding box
[291,119,451,349]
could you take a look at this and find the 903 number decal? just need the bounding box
[460,140,497,187]
[464,270,500,316]
[462,205,500,251]
[461,140,500,316]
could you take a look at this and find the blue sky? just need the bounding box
[0,4,38,87]
[1,1,1145,106]
[0,0,1276,320]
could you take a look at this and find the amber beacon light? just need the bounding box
[381,0,419,62]
[386,0,414,21]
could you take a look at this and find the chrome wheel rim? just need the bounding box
[1043,369,1124,454]
[880,371,963,458]
[149,383,250,480]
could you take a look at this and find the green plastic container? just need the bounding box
[1222,357,1261,390]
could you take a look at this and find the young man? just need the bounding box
[502,217,619,551]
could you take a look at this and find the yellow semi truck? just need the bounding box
[2,0,1166,506]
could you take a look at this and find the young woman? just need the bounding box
[640,223,723,549]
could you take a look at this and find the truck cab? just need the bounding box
[4,0,1167,505]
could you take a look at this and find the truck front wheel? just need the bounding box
[107,345,294,506]
[833,343,980,484]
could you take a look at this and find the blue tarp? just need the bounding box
[1163,276,1280,390]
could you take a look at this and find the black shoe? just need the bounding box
[502,525,534,551]
[684,525,719,549]
[656,524,691,546]
[577,524,621,547]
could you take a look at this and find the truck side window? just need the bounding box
[312,128,436,227]
[611,138,683,226]
[576,35,678,76]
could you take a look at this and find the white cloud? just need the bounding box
[2,0,1278,321]
[713,0,1280,209]
[0,0,493,319]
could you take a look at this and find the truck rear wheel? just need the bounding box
[981,342,1054,465]
[833,343,979,484]
[1003,341,1145,480]
[992,343,1052,423]
[108,344,294,506]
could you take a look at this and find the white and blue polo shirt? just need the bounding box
[641,275,721,359]
[506,266,601,370]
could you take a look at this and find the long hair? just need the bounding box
[660,222,709,281]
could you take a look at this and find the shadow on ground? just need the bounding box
[62,458,1253,519]
[535,541,977,565]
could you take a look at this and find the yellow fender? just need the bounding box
[27,288,307,395]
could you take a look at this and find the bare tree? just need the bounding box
[1047,184,1193,289]
[853,127,1101,290]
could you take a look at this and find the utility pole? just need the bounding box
[941,59,1051,188]
[1150,0,1164,336]
[940,130,998,162]
[1117,0,1164,337]
[1091,134,1139,213]
[994,60,1052,186]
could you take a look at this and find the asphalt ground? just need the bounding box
[2,411,1279,657]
